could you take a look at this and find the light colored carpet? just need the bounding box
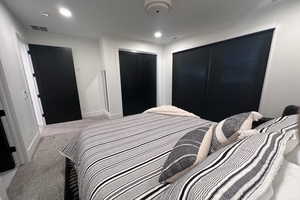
[7,117,108,200]
[42,115,108,137]
[7,133,76,200]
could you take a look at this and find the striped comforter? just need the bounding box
[61,113,298,200]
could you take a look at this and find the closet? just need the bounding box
[172,29,274,121]
[29,44,82,124]
[119,51,157,116]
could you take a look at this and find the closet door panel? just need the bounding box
[119,51,157,116]
[206,30,274,121]
[29,44,82,124]
[138,54,157,109]
[172,47,210,117]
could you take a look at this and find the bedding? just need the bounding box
[159,125,214,183]
[272,160,300,200]
[60,113,212,200]
[286,145,300,164]
[144,105,199,118]
[210,112,263,153]
[158,116,298,200]
[60,113,298,200]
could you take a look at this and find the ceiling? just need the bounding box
[4,0,273,44]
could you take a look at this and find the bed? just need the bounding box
[60,112,299,200]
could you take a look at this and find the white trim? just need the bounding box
[119,48,157,56]
[108,112,123,119]
[0,61,28,164]
[100,70,109,112]
[258,25,279,113]
[26,131,41,160]
[16,35,45,126]
[82,109,109,118]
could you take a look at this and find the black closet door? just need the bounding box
[206,30,274,121]
[172,47,210,117]
[119,51,157,116]
[0,110,15,172]
[29,44,82,124]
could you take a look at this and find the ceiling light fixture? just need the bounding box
[59,7,72,18]
[40,12,49,17]
[154,31,162,38]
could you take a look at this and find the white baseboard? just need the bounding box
[108,112,123,119]
[83,110,123,120]
[82,110,113,120]
[26,130,41,161]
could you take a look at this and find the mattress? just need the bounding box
[60,113,298,200]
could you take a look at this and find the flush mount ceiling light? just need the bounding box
[144,0,172,16]
[40,11,49,17]
[154,31,162,38]
[59,7,72,18]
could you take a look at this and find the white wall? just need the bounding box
[100,35,165,118]
[0,2,39,162]
[163,0,300,117]
[26,31,107,118]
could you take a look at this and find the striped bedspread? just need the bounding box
[61,113,298,200]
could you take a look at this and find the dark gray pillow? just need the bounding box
[210,111,263,153]
[159,125,214,183]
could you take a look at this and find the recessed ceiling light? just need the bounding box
[59,7,72,18]
[154,31,162,38]
[40,12,49,17]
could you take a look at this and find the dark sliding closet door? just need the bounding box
[206,31,274,121]
[119,51,157,116]
[172,47,210,116]
[172,29,274,121]
[29,44,82,124]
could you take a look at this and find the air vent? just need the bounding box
[30,25,48,32]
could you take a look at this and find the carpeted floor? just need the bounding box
[7,133,77,200]
[7,117,108,200]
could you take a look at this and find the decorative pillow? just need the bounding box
[159,125,214,183]
[210,111,263,153]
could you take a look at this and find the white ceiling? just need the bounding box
[4,0,273,44]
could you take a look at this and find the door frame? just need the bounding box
[16,34,46,127]
[0,60,27,164]
[118,49,158,116]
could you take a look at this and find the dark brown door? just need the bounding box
[29,44,82,124]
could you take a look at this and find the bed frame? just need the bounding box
[65,158,80,200]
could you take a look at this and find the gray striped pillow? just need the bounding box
[210,111,263,153]
[159,125,214,183]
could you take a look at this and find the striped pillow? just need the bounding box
[159,125,214,183]
[210,111,263,153]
